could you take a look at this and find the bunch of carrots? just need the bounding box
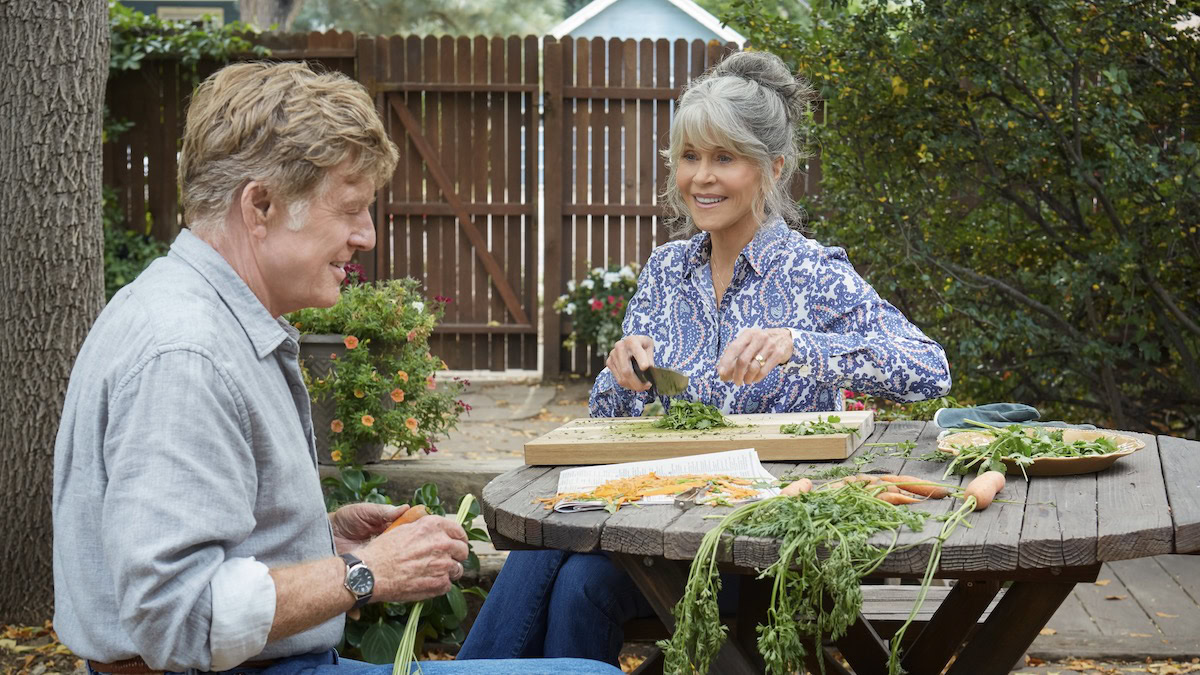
[781,470,1007,511]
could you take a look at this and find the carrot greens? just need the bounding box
[652,400,734,430]
[779,415,858,437]
[660,483,975,674]
[942,420,1121,478]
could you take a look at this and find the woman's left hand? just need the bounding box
[330,502,408,554]
[717,328,794,386]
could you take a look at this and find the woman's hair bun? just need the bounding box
[711,51,813,124]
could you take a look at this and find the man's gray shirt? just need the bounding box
[53,229,342,670]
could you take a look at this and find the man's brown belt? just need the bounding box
[87,656,279,674]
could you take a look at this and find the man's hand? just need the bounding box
[358,516,470,604]
[717,328,794,386]
[606,335,656,391]
[329,503,408,555]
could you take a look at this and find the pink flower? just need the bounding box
[607,295,616,304]
[590,299,603,310]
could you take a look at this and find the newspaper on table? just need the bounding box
[551,448,781,513]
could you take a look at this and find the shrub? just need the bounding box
[724,0,1200,437]
[554,262,640,353]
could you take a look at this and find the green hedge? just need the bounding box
[724,0,1199,437]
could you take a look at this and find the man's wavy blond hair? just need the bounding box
[179,61,399,234]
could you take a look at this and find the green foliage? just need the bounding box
[554,263,640,352]
[779,415,857,437]
[102,188,168,301]
[724,0,1200,438]
[109,0,266,73]
[291,279,467,464]
[653,400,734,430]
[322,471,489,661]
[294,0,563,36]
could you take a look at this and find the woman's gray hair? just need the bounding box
[661,51,816,239]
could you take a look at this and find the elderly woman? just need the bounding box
[459,51,951,665]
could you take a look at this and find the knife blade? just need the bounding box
[630,359,690,396]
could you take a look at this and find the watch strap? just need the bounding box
[339,553,372,609]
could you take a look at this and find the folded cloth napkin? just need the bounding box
[933,403,1096,430]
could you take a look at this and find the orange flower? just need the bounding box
[330,419,344,433]
[426,375,436,390]
[330,450,343,462]
[361,415,375,427]
[405,417,419,431]
[344,335,359,349]
[354,389,365,399]
[396,370,409,383]
[391,388,405,403]
[407,330,418,342]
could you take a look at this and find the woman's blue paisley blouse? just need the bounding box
[589,218,952,417]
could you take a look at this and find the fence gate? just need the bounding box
[359,35,540,371]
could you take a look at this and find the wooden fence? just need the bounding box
[102,31,824,377]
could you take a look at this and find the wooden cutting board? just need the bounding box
[523,410,875,465]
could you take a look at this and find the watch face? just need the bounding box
[347,566,374,595]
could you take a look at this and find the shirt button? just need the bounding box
[798,365,812,376]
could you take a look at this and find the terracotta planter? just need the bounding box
[298,334,386,465]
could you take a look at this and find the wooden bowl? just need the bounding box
[937,428,1145,476]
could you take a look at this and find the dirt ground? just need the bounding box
[4,622,1199,675]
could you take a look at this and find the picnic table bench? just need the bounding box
[479,420,1200,674]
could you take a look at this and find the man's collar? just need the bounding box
[681,217,791,279]
[170,229,292,360]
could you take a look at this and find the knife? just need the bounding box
[630,358,690,396]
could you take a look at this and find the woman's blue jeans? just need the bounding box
[456,550,655,665]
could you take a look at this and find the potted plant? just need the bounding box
[288,266,468,465]
[554,262,640,353]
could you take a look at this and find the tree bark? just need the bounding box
[0,0,107,623]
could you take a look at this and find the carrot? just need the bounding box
[384,504,428,533]
[822,474,878,491]
[963,471,1006,511]
[780,478,813,497]
[879,475,951,499]
[875,491,923,505]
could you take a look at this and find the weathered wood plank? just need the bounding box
[663,503,735,562]
[1097,431,1172,560]
[482,465,550,530]
[541,507,611,552]
[901,580,1002,674]
[600,501,687,556]
[937,454,1028,574]
[1159,434,1200,553]
[947,578,1081,675]
[1043,591,1100,634]
[1108,557,1200,638]
[493,467,563,546]
[1020,469,1098,570]
[1155,554,1200,608]
[1074,562,1159,636]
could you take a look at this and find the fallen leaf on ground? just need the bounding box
[1040,627,1058,635]
[1106,595,1128,600]
[1129,632,1155,637]
[1095,579,1112,586]
[1155,612,1179,618]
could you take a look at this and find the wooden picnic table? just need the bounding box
[480,421,1200,675]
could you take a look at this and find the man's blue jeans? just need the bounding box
[88,649,621,674]
[456,550,654,665]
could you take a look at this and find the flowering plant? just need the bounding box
[288,277,468,466]
[554,262,640,352]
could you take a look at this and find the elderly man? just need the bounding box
[52,62,620,675]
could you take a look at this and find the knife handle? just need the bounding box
[629,357,649,384]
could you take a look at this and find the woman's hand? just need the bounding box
[717,328,794,385]
[606,335,656,392]
[329,502,408,555]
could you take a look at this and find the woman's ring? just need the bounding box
[754,354,765,365]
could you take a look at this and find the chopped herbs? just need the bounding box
[942,420,1123,479]
[779,415,858,437]
[652,400,734,431]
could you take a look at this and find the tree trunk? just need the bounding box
[240,0,305,31]
[0,0,108,623]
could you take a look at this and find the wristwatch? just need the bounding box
[340,553,375,609]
